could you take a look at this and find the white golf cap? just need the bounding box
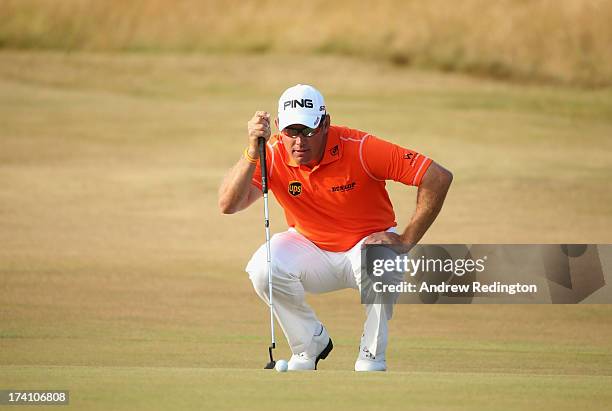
[277,84,326,131]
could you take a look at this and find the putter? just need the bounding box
[259,136,276,370]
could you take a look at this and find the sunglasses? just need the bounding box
[281,117,326,138]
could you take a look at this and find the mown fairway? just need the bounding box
[1,51,611,410]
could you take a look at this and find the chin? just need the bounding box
[293,155,310,164]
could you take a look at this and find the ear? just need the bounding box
[274,117,279,130]
[324,114,330,127]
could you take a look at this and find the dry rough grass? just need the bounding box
[0,0,611,86]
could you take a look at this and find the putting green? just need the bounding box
[3,366,612,411]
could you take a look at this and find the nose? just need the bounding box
[294,135,308,145]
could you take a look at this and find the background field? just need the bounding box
[1,50,611,410]
[1,0,612,86]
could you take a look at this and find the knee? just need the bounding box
[245,241,299,296]
[246,253,270,296]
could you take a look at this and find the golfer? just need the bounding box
[218,84,452,371]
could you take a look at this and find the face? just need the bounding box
[278,115,329,167]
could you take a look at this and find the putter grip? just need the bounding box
[258,137,268,194]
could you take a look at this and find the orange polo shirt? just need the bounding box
[251,125,432,251]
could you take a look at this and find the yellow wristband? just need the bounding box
[244,148,258,164]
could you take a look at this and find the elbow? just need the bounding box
[442,169,453,189]
[218,197,236,214]
[426,163,453,191]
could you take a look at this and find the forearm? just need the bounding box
[218,155,257,214]
[400,195,444,245]
[400,163,453,245]
[219,111,271,214]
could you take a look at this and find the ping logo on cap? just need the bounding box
[283,99,314,110]
[288,181,303,197]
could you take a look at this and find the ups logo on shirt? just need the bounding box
[288,181,303,197]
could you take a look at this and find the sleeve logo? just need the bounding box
[288,181,303,197]
[403,152,417,166]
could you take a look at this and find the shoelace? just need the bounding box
[362,347,376,360]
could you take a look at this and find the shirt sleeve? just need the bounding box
[361,135,433,186]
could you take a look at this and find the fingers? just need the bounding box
[248,123,271,139]
[251,111,271,129]
[254,111,270,122]
[247,111,272,155]
[364,235,384,245]
[364,232,402,245]
[249,112,270,128]
[363,232,409,254]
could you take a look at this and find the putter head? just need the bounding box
[264,343,276,369]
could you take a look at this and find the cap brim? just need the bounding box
[278,113,321,131]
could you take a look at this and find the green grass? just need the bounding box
[3,367,611,411]
[1,51,611,410]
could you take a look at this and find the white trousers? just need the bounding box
[245,228,393,356]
